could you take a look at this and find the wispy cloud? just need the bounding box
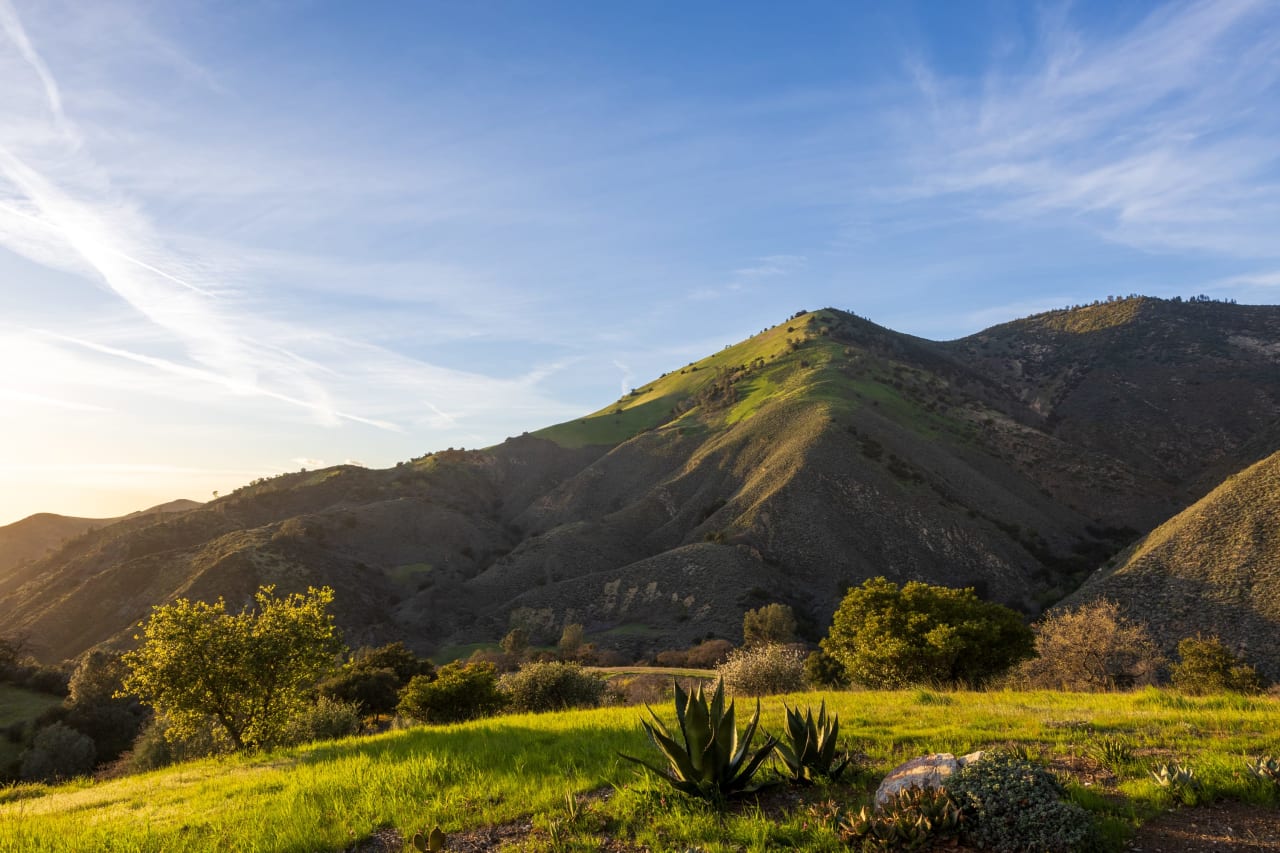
[0,0,580,447]
[899,0,1280,259]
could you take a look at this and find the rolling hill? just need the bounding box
[2,297,1278,663]
[1065,449,1280,679]
[0,500,201,585]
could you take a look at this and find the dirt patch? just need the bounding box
[1128,802,1280,852]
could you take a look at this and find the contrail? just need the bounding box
[42,331,404,433]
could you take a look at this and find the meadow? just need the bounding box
[2,687,1278,852]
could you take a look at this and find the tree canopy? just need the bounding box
[821,577,1033,688]
[121,585,342,750]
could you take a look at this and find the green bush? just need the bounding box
[804,649,848,688]
[125,715,231,773]
[317,666,401,716]
[822,577,1034,688]
[1170,636,1264,695]
[397,662,505,724]
[285,696,362,743]
[716,643,806,696]
[742,603,797,647]
[19,723,95,783]
[499,661,607,713]
[945,751,1102,853]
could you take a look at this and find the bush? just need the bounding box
[716,643,806,696]
[22,664,70,697]
[1014,600,1164,690]
[284,696,361,743]
[685,639,734,668]
[19,723,95,783]
[316,666,401,717]
[823,578,1034,688]
[804,649,848,688]
[397,662,505,724]
[1170,636,1264,695]
[62,702,145,765]
[945,752,1102,853]
[125,715,230,773]
[500,661,607,713]
[743,603,797,647]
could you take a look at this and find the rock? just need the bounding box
[874,751,984,808]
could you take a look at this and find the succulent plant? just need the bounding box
[1246,755,1280,788]
[837,786,962,852]
[775,700,852,783]
[1150,761,1200,805]
[1087,736,1135,772]
[618,678,778,804]
[411,826,445,852]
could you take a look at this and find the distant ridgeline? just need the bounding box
[2,296,1278,674]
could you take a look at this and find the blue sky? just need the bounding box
[1,0,1279,524]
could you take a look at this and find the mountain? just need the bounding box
[0,500,202,583]
[2,297,1278,664]
[1063,449,1280,680]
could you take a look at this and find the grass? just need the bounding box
[3,688,1278,852]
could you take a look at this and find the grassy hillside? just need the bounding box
[1067,449,1280,678]
[2,689,1278,852]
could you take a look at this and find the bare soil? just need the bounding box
[1127,801,1280,852]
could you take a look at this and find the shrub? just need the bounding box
[1014,599,1164,691]
[62,702,145,765]
[684,639,734,669]
[500,661,606,713]
[1170,636,1264,695]
[19,723,95,783]
[742,603,797,647]
[945,751,1102,853]
[716,643,806,696]
[125,715,230,773]
[397,662,505,724]
[317,666,401,717]
[557,623,585,658]
[349,642,434,683]
[804,649,848,688]
[285,696,361,743]
[823,577,1034,688]
[22,664,70,697]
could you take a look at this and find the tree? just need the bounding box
[822,577,1034,688]
[1170,635,1264,695]
[20,722,95,782]
[558,623,585,659]
[742,603,797,647]
[501,628,529,659]
[121,585,342,751]
[1013,599,1164,691]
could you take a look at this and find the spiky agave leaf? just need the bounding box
[618,677,778,803]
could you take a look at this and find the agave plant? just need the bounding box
[1246,755,1280,788]
[619,678,778,803]
[775,700,852,783]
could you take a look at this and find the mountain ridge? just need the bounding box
[3,297,1278,664]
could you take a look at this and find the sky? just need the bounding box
[1,0,1279,525]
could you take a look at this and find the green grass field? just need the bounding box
[3,688,1278,852]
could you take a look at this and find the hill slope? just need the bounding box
[1065,449,1280,679]
[0,500,201,585]
[2,298,1278,663]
